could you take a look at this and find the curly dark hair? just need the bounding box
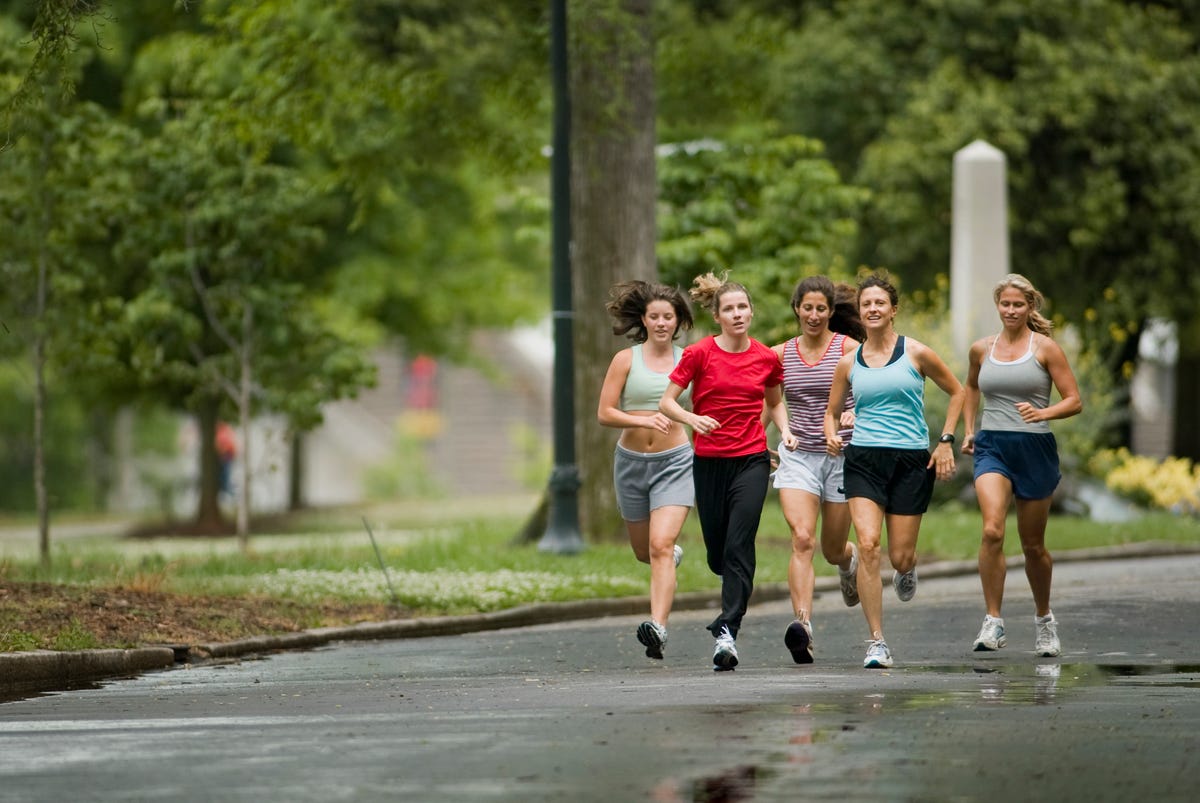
[606,280,694,342]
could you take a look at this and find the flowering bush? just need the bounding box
[247,567,645,611]
[1088,448,1200,515]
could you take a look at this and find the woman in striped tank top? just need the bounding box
[963,274,1081,658]
[768,276,866,665]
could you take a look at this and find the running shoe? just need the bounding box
[713,625,738,671]
[784,619,815,665]
[673,544,683,568]
[863,638,893,669]
[839,542,860,607]
[1035,612,1061,657]
[892,566,918,602]
[972,615,1007,651]
[637,620,668,660]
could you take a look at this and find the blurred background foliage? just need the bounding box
[3,0,1200,518]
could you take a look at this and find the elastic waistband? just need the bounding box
[615,441,693,462]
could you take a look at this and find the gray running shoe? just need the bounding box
[972,615,1007,651]
[1035,612,1061,657]
[637,620,668,660]
[673,544,683,568]
[863,638,893,669]
[892,566,918,602]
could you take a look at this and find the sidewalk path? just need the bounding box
[3,540,1198,700]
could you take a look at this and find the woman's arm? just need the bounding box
[597,349,672,433]
[1025,336,1083,423]
[824,355,853,455]
[661,382,720,435]
[765,384,797,450]
[912,340,964,480]
[961,339,986,456]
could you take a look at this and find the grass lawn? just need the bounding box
[3,494,1197,618]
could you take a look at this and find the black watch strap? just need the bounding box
[938,433,955,444]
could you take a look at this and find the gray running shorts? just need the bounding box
[613,441,695,521]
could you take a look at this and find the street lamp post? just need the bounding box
[538,0,585,554]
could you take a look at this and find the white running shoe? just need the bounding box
[713,625,738,671]
[972,615,1007,651]
[637,620,668,660]
[892,566,918,602]
[839,542,860,607]
[673,544,683,568]
[1035,612,1061,657]
[863,638,893,669]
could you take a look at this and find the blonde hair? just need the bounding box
[689,271,751,315]
[994,273,1053,335]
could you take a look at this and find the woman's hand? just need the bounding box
[641,413,674,434]
[928,441,956,481]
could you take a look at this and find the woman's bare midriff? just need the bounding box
[619,411,690,454]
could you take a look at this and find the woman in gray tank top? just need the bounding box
[962,274,1082,658]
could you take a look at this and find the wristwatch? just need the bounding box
[938,433,956,444]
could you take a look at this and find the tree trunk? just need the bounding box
[569,0,658,542]
[288,430,306,511]
[194,398,225,531]
[236,304,252,550]
[35,125,52,566]
[1173,315,1200,461]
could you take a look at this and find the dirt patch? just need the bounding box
[0,581,398,652]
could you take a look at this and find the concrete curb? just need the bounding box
[0,648,176,697]
[4,541,1198,698]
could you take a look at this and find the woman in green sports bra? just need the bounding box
[598,280,695,661]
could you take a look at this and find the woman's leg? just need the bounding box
[713,454,770,638]
[647,505,690,625]
[819,500,854,571]
[1015,496,1055,617]
[849,497,885,639]
[780,488,820,622]
[974,473,1014,617]
[692,457,728,579]
[626,519,650,564]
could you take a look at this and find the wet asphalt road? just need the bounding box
[0,554,1197,802]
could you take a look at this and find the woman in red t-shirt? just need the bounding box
[660,272,795,671]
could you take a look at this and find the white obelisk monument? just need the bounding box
[951,140,1010,356]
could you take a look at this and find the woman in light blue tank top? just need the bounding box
[962,274,1082,659]
[824,272,964,669]
[597,280,695,661]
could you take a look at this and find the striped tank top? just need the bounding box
[783,333,854,453]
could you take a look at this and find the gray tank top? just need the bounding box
[978,332,1052,433]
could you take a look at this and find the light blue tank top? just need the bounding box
[978,333,1052,433]
[621,344,689,411]
[848,336,929,449]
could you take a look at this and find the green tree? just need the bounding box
[657,135,869,344]
[0,15,140,557]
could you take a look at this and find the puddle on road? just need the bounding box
[674,661,1199,800]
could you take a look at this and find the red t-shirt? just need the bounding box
[669,335,783,458]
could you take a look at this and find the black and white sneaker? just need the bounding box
[713,625,738,671]
[784,619,814,664]
[637,620,667,660]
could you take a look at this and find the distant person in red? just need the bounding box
[216,422,238,497]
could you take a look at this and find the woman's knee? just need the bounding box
[789,526,816,556]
